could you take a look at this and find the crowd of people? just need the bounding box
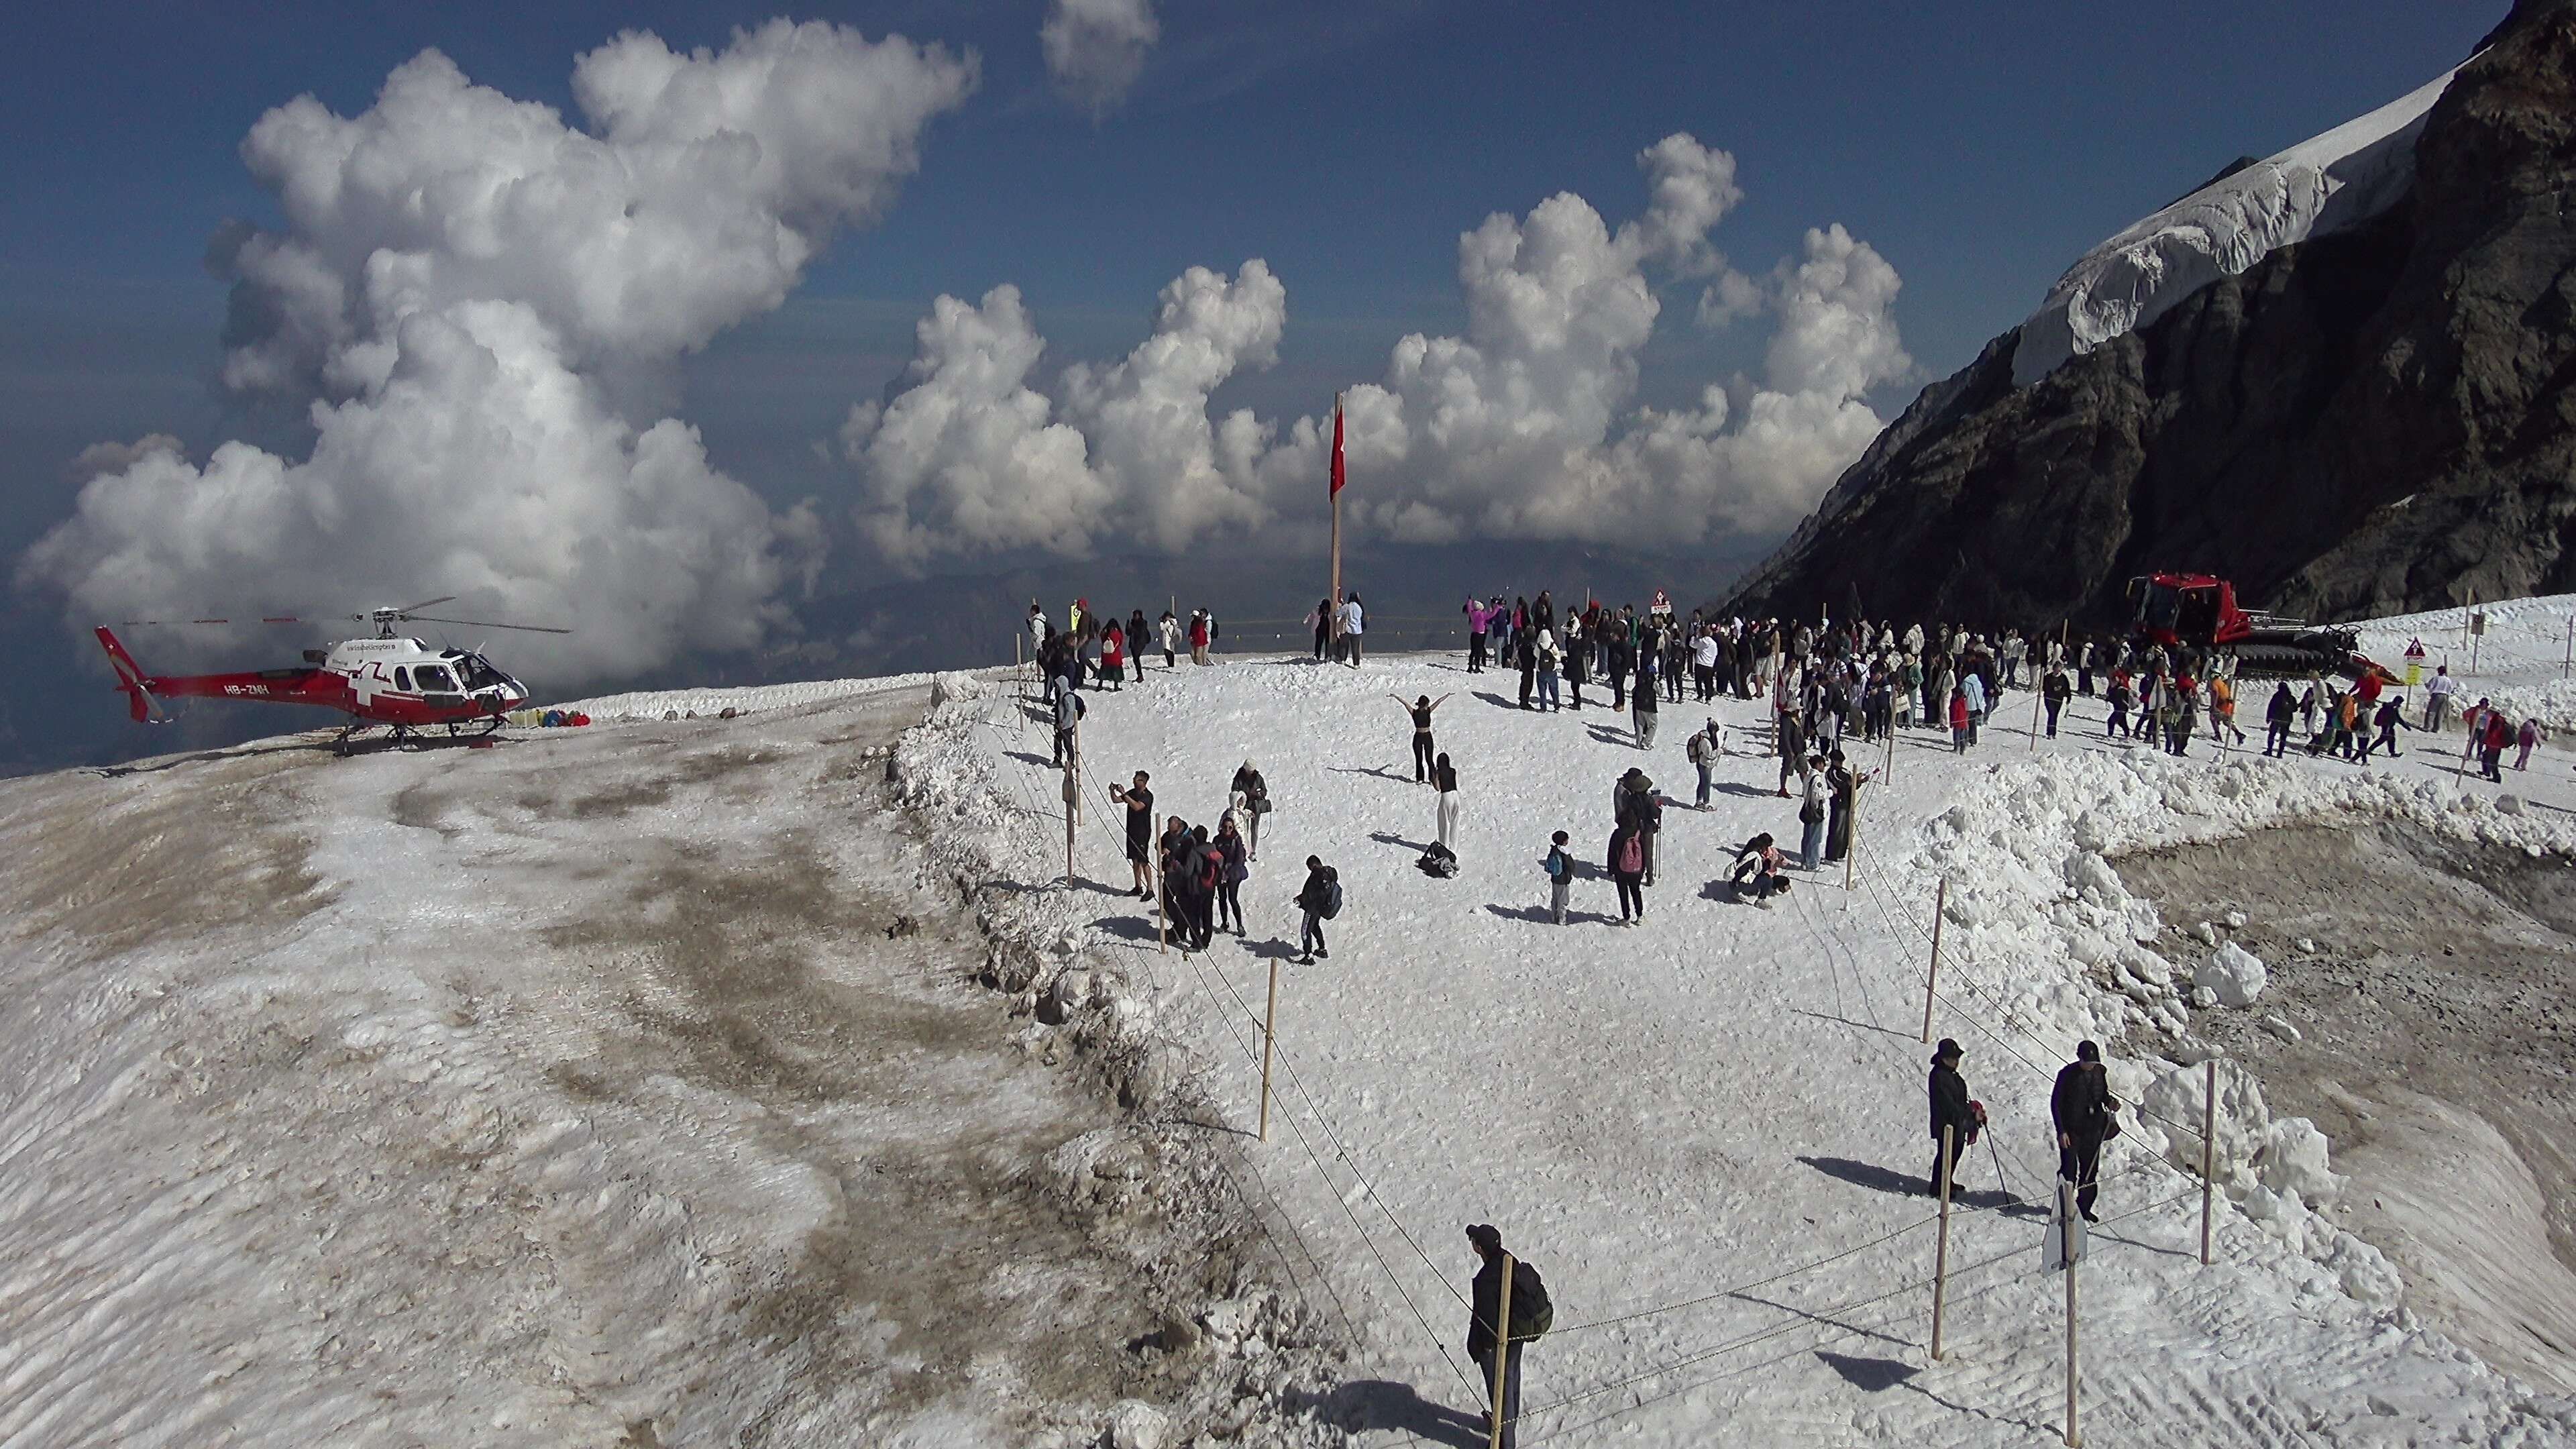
[1014,585,2559,1442]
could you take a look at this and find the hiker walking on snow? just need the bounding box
[2264,682,2297,757]
[1159,610,1181,669]
[1229,760,1270,860]
[2365,698,2415,761]
[1338,594,1366,667]
[1464,1224,1549,1449]
[2052,1040,2112,1224]
[1607,820,1648,924]
[1395,694,1454,784]
[1615,769,1663,887]
[1214,814,1250,936]
[2042,665,2071,739]
[1688,718,1724,809]
[2424,664,2458,732]
[1631,661,1660,747]
[1825,750,1872,864]
[1051,686,1085,766]
[1099,621,1126,690]
[1128,609,1150,682]
[1293,856,1337,963]
[2516,716,2544,771]
[1928,1038,1978,1198]
[1796,755,1828,869]
[1543,830,1574,924]
[1309,598,1333,661]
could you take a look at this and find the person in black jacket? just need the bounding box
[1927,1038,1976,1197]
[1464,1224,1547,1449]
[2051,1040,2112,1223]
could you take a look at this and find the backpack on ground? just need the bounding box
[1508,1260,1553,1340]
[1417,843,1458,879]
[1319,873,1344,919]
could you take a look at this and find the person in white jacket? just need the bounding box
[1338,594,1366,667]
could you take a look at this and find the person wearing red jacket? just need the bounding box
[1099,622,1126,691]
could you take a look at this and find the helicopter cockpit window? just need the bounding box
[455,655,506,691]
[394,666,413,692]
[414,664,457,693]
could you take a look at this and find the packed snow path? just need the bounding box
[932,633,2576,1447]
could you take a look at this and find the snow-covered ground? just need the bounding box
[900,604,2576,1444]
[545,670,944,722]
[6,596,2572,1448]
[2012,59,2465,385]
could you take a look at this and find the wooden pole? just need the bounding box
[2063,1180,2082,1447]
[1157,850,1168,955]
[1842,782,1858,892]
[1258,957,1281,1142]
[1063,735,1077,884]
[1921,879,1948,1043]
[1931,1124,1955,1359]
[1489,1250,1516,1449]
[2199,1058,2218,1266]
[2028,669,2044,753]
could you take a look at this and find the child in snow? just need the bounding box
[1544,830,1572,924]
[2516,716,2543,771]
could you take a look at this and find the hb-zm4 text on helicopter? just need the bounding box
[95,596,570,755]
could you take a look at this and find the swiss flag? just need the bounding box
[1330,398,1346,496]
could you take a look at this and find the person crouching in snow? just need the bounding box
[1728,833,1789,906]
[1543,830,1572,924]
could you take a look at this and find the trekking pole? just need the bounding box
[2028,675,2043,753]
[1063,735,1079,885]
[1489,1252,1515,1449]
[2063,1180,2083,1447]
[1843,786,1858,892]
[1921,879,1947,1043]
[1931,1124,1955,1360]
[1157,855,1168,955]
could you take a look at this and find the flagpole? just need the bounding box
[1330,392,1344,655]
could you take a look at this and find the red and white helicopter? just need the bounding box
[96,596,570,753]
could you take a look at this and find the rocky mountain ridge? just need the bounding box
[1722,0,2576,630]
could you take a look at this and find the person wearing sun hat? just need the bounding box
[1927,1038,1976,1197]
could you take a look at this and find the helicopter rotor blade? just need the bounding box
[119,614,317,627]
[394,595,458,614]
[405,613,573,635]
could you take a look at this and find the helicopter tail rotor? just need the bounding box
[94,627,168,724]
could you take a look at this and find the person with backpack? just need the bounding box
[1607,820,1648,924]
[2051,1040,2113,1224]
[1434,752,1462,857]
[2263,681,2297,757]
[2516,715,2544,771]
[1108,771,1155,898]
[1181,825,1222,949]
[1614,769,1662,886]
[1051,685,1085,766]
[1098,620,1126,690]
[1927,1038,1979,1198]
[1728,833,1790,906]
[1189,609,1213,665]
[1536,629,1562,711]
[2365,697,2416,762]
[1687,718,1723,809]
[1631,660,1660,749]
[1214,813,1250,936]
[1464,1223,1549,1449]
[2479,706,2511,782]
[1294,856,1339,963]
[1229,759,1270,861]
[1393,693,1454,784]
[1543,830,1573,924]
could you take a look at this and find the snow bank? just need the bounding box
[2351,592,2576,737]
[547,670,947,722]
[2013,62,2464,385]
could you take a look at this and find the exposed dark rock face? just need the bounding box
[1723,0,2576,629]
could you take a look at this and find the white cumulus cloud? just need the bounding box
[24,21,974,684]
[845,260,1285,567]
[1042,0,1161,117]
[843,132,1909,560]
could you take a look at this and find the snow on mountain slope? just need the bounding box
[2012,62,2465,386]
[0,690,1294,1448]
[903,615,2576,1444]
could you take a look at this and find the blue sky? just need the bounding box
[0,1,2502,766]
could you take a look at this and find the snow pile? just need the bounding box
[2012,62,2465,385]
[2196,941,2269,1007]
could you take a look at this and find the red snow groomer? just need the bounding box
[2125,573,2398,684]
